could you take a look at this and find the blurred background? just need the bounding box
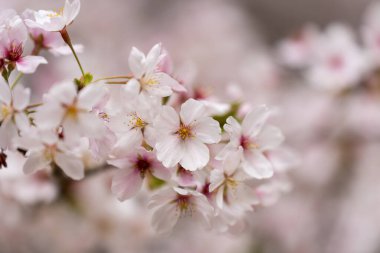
[1,0,380,253]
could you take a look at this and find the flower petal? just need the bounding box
[256,125,285,150]
[156,135,183,168]
[154,105,179,134]
[180,98,206,125]
[129,47,145,78]
[242,151,274,179]
[12,85,30,111]
[151,202,179,234]
[111,168,143,201]
[193,117,221,144]
[23,150,50,174]
[111,130,143,158]
[179,139,209,171]
[54,152,84,180]
[242,105,270,137]
[16,56,47,74]
[77,84,107,110]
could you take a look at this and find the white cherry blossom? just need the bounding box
[217,105,284,179]
[154,98,221,171]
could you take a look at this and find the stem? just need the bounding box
[60,28,85,78]
[10,72,23,89]
[93,75,132,83]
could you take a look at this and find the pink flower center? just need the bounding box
[176,195,192,215]
[240,135,259,150]
[135,156,151,178]
[6,42,23,62]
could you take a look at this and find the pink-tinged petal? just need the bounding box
[179,139,209,171]
[124,78,141,98]
[16,56,47,74]
[12,85,30,111]
[193,117,221,144]
[156,135,183,168]
[54,152,84,180]
[145,83,173,97]
[151,163,171,181]
[242,105,271,137]
[23,150,50,174]
[242,151,274,179]
[0,79,11,105]
[148,187,177,209]
[223,149,243,176]
[154,72,186,92]
[111,130,143,158]
[256,125,285,150]
[224,116,242,137]
[215,186,225,209]
[107,157,134,169]
[215,143,239,161]
[77,84,107,110]
[0,118,17,149]
[78,112,106,138]
[14,113,30,131]
[154,105,179,134]
[145,43,162,74]
[209,169,225,192]
[143,125,156,147]
[45,81,77,105]
[63,0,81,25]
[151,202,179,234]
[180,99,206,125]
[111,168,143,201]
[128,47,145,78]
[193,194,214,227]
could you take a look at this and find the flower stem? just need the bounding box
[60,28,85,78]
[10,72,23,89]
[93,75,132,83]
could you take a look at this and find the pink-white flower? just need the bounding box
[35,82,107,143]
[16,128,84,180]
[24,0,80,32]
[109,148,171,201]
[209,150,258,210]
[306,24,366,91]
[107,96,160,157]
[148,187,214,234]
[217,105,284,179]
[154,98,221,171]
[0,79,30,149]
[126,43,184,98]
[22,9,83,56]
[0,10,47,74]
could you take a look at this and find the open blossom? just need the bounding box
[306,24,367,91]
[0,10,47,74]
[16,128,84,180]
[107,95,160,157]
[148,187,214,234]
[24,0,80,32]
[126,43,185,98]
[35,82,107,143]
[0,79,30,149]
[109,148,171,201]
[209,151,258,211]
[154,98,221,171]
[22,9,83,56]
[217,105,284,179]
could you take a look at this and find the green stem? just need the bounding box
[93,75,132,83]
[10,72,24,89]
[60,28,85,78]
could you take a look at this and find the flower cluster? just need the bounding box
[0,0,296,234]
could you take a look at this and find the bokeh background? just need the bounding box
[1,0,380,253]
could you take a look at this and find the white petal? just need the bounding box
[78,112,106,138]
[111,168,143,201]
[151,202,179,234]
[111,130,143,158]
[156,135,183,168]
[63,0,80,25]
[224,116,242,136]
[12,85,30,111]
[144,83,173,97]
[242,105,271,137]
[14,113,30,131]
[154,72,185,92]
[209,169,225,192]
[16,56,47,74]
[129,47,145,78]
[54,152,84,180]
[124,78,141,98]
[23,150,50,174]
[154,105,179,134]
[77,84,107,110]
[151,163,171,181]
[242,151,274,179]
[223,148,243,175]
[0,79,11,105]
[193,117,221,144]
[180,98,206,125]
[34,102,65,129]
[145,43,162,74]
[179,139,209,171]
[256,125,285,150]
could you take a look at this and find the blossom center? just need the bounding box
[135,156,151,178]
[225,176,238,188]
[240,135,259,150]
[176,195,192,215]
[6,42,23,61]
[129,113,146,129]
[64,104,79,119]
[177,124,193,140]
[47,8,64,18]
[0,104,13,120]
[141,76,158,88]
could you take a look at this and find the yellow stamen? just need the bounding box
[47,8,64,18]
[65,105,79,119]
[177,124,193,140]
[129,113,146,128]
[0,104,12,119]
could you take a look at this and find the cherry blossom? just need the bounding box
[24,0,80,32]
[154,98,221,171]
[0,10,47,74]
[109,148,171,201]
[217,105,284,179]
[148,187,214,234]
